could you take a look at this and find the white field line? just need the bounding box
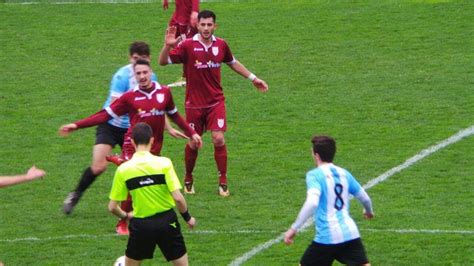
[3,0,229,5]
[1,228,473,243]
[229,125,474,266]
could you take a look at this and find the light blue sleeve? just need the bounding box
[306,169,322,192]
[110,69,129,97]
[346,170,362,195]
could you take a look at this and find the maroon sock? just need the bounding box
[214,144,227,184]
[185,144,198,182]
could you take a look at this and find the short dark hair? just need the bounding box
[133,58,151,69]
[311,135,336,162]
[129,41,150,56]
[198,10,216,22]
[132,122,153,145]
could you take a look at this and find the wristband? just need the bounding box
[180,210,192,222]
[247,73,256,82]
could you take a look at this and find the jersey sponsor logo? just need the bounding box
[139,177,155,185]
[157,93,165,103]
[125,174,166,190]
[194,60,221,69]
[134,96,146,101]
[217,119,225,128]
[137,108,165,118]
[193,48,204,51]
[212,46,219,56]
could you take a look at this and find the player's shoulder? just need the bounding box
[306,167,324,180]
[113,64,132,78]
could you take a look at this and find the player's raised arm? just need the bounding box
[227,60,269,92]
[159,26,178,65]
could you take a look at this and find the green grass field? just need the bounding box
[1,0,473,265]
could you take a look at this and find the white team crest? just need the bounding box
[212,46,219,56]
[217,119,225,128]
[157,93,165,103]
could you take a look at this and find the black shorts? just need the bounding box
[126,209,187,261]
[300,238,369,266]
[95,123,127,148]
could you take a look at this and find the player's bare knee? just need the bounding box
[211,135,225,147]
[91,164,107,175]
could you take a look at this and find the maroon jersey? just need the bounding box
[170,0,199,26]
[169,34,235,108]
[75,82,194,155]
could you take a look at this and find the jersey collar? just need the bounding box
[192,34,217,51]
[134,81,161,99]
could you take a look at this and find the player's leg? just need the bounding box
[124,256,141,266]
[116,138,135,235]
[207,102,228,196]
[63,124,120,214]
[155,210,188,265]
[300,242,334,266]
[334,238,370,266]
[183,108,204,194]
[170,253,188,266]
[125,216,156,266]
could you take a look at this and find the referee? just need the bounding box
[108,122,196,266]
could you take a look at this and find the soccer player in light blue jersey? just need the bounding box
[284,135,374,266]
[62,42,185,235]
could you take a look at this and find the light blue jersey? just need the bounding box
[103,64,158,128]
[307,163,363,244]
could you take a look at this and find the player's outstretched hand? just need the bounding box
[162,0,169,9]
[187,217,196,229]
[165,26,178,47]
[284,228,297,245]
[191,134,203,149]
[253,78,269,92]
[25,166,46,181]
[59,123,78,136]
[167,127,189,139]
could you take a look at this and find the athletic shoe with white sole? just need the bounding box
[184,181,195,194]
[218,184,230,197]
[63,191,82,215]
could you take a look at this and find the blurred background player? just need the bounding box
[284,135,374,266]
[162,0,200,87]
[159,10,268,197]
[60,59,201,235]
[108,122,196,266]
[0,166,45,188]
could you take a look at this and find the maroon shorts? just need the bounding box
[186,101,226,136]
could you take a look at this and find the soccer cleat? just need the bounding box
[218,184,230,197]
[115,219,129,235]
[184,181,195,194]
[167,77,186,88]
[63,191,82,215]
[106,154,125,166]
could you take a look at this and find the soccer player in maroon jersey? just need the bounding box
[163,0,199,40]
[59,59,202,234]
[162,0,200,87]
[159,10,269,197]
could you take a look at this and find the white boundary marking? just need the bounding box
[229,125,474,266]
[3,0,228,5]
[2,228,472,243]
